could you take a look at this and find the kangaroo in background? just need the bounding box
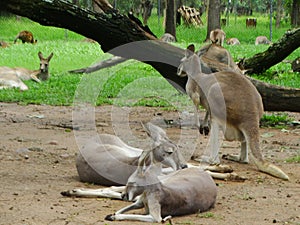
[0,52,53,91]
[14,30,37,44]
[255,36,271,45]
[209,29,226,46]
[226,37,241,45]
[177,44,289,181]
[0,41,9,48]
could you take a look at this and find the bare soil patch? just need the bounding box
[0,103,299,225]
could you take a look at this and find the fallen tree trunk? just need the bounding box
[238,29,300,74]
[2,0,300,112]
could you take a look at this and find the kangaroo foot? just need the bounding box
[222,154,249,164]
[199,125,209,135]
[251,157,289,180]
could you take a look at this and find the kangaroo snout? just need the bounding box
[121,192,128,201]
[181,164,188,169]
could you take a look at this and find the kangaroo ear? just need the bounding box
[187,44,195,53]
[143,122,167,142]
[185,44,195,58]
[47,52,54,61]
[38,51,43,59]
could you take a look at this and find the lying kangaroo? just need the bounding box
[255,36,271,45]
[14,30,37,44]
[76,122,187,186]
[105,149,217,223]
[160,33,176,43]
[0,52,53,91]
[226,37,240,45]
[177,44,289,180]
[0,41,9,48]
[209,29,226,46]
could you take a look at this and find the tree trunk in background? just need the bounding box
[165,0,176,39]
[205,0,221,42]
[291,0,300,27]
[238,28,300,74]
[176,0,183,25]
[275,0,282,28]
[1,0,300,112]
[142,0,153,25]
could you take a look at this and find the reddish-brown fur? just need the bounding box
[14,30,37,44]
[246,18,257,28]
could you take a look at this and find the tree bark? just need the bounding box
[1,0,300,112]
[205,0,221,42]
[238,28,300,74]
[291,0,300,27]
[165,0,176,39]
[275,0,282,28]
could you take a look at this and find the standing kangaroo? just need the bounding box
[0,52,53,91]
[180,43,242,135]
[209,29,226,46]
[177,44,289,180]
[14,30,37,44]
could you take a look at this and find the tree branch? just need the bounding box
[238,28,300,74]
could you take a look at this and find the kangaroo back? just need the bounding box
[14,30,37,44]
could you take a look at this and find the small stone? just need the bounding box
[48,140,58,145]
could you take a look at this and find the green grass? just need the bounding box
[285,155,300,163]
[260,112,293,128]
[0,14,299,108]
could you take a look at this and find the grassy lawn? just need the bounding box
[0,14,299,108]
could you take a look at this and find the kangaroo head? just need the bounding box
[123,150,162,201]
[38,52,53,80]
[143,122,187,170]
[177,44,200,77]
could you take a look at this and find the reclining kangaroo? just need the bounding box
[105,149,217,223]
[0,52,53,91]
[75,122,187,186]
[177,44,289,180]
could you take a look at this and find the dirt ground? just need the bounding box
[0,102,299,225]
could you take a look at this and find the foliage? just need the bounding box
[285,155,300,163]
[260,113,293,128]
[0,15,299,109]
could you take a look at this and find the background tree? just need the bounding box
[165,0,176,39]
[276,0,283,28]
[291,0,300,27]
[205,0,221,42]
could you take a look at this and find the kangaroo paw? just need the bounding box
[105,214,115,221]
[222,154,249,164]
[199,125,210,136]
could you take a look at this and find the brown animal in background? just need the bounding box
[246,18,257,28]
[177,44,289,181]
[255,36,271,45]
[226,38,240,45]
[0,52,53,91]
[14,30,37,44]
[209,29,226,46]
[0,41,9,48]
